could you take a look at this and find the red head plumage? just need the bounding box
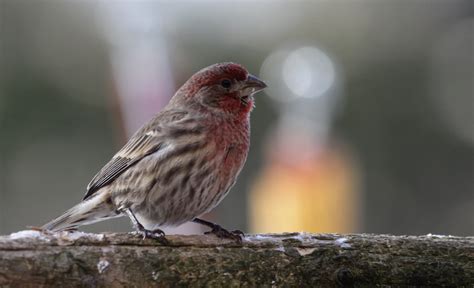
[178,62,249,97]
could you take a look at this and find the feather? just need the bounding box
[42,193,119,231]
[83,109,195,200]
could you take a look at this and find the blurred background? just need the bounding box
[0,0,472,236]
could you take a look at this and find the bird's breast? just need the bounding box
[211,119,250,181]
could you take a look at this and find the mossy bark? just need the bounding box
[0,232,473,287]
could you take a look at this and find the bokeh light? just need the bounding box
[261,45,336,102]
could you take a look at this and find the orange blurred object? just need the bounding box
[250,144,359,233]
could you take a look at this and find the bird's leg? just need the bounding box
[124,208,169,245]
[193,218,244,243]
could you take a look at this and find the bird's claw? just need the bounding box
[205,225,244,243]
[137,228,169,245]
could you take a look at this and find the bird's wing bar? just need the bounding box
[83,110,189,200]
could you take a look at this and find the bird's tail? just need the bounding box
[42,193,118,232]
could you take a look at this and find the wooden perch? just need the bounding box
[0,231,473,287]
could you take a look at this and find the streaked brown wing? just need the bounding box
[84,134,163,200]
[83,109,189,200]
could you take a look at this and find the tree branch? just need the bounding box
[1,231,473,287]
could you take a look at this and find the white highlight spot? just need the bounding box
[243,234,274,241]
[145,130,159,136]
[274,246,285,252]
[282,51,313,97]
[61,231,105,241]
[9,230,48,241]
[296,247,316,256]
[335,237,351,248]
[292,232,313,242]
[261,45,337,102]
[97,259,110,274]
[426,233,451,238]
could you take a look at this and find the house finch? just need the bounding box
[42,62,266,243]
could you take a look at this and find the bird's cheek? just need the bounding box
[218,97,239,111]
[201,94,220,108]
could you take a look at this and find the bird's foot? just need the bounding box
[124,208,169,245]
[136,228,169,245]
[205,225,244,243]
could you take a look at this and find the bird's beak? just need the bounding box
[241,74,267,96]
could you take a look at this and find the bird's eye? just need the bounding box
[221,79,232,89]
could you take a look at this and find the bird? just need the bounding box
[42,62,267,243]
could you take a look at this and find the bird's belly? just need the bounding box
[132,184,224,230]
[131,162,242,230]
[114,138,248,231]
[133,202,205,231]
